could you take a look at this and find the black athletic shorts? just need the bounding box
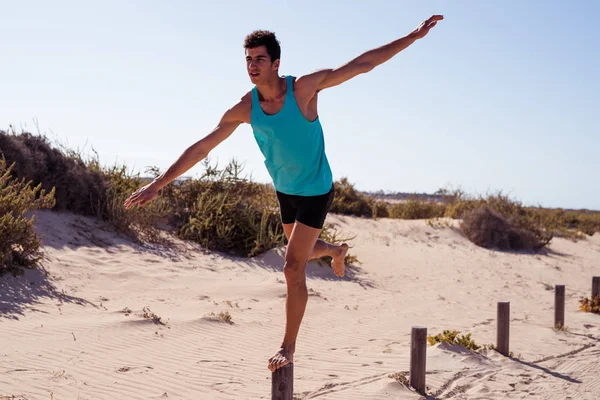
[275,185,335,229]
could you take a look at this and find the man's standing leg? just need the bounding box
[268,221,322,372]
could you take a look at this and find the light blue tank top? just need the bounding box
[250,75,333,196]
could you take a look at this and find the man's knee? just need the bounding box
[283,257,306,285]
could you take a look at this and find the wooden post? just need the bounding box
[555,285,565,329]
[272,364,293,400]
[410,326,427,393]
[497,302,510,356]
[593,277,600,299]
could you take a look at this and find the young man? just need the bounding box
[124,15,443,372]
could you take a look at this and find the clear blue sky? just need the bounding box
[2,1,599,210]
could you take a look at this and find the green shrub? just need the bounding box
[92,162,171,242]
[427,330,481,351]
[579,296,600,313]
[162,159,286,257]
[0,156,55,275]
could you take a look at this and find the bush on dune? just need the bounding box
[389,199,445,220]
[91,162,171,242]
[163,159,286,257]
[460,205,552,251]
[0,130,170,242]
[0,156,55,275]
[329,177,374,217]
[0,131,107,216]
[4,128,599,266]
[1,130,360,263]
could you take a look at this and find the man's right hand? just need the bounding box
[124,181,160,210]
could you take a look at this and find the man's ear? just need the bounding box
[272,59,280,71]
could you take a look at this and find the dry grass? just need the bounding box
[140,306,167,326]
[553,325,570,333]
[205,311,233,324]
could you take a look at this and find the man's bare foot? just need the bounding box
[268,346,294,372]
[332,243,349,277]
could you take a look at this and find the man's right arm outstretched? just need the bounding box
[124,95,251,209]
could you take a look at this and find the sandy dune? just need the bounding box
[1,210,599,399]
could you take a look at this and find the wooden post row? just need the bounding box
[497,301,510,357]
[593,277,600,299]
[410,326,427,393]
[555,285,565,329]
[272,364,293,400]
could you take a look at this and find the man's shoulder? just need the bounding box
[240,90,253,104]
[293,71,327,94]
[225,91,253,124]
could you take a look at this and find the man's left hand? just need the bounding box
[412,15,444,40]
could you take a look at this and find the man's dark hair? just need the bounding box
[244,30,281,62]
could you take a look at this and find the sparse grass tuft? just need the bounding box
[388,371,409,386]
[140,306,167,326]
[553,325,569,333]
[427,330,481,351]
[206,311,233,324]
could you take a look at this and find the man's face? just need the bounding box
[246,46,279,84]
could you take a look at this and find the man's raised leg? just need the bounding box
[282,223,349,277]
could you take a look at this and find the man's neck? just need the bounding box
[256,75,285,101]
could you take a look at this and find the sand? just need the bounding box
[1,210,599,399]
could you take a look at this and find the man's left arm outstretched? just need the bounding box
[297,15,443,93]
